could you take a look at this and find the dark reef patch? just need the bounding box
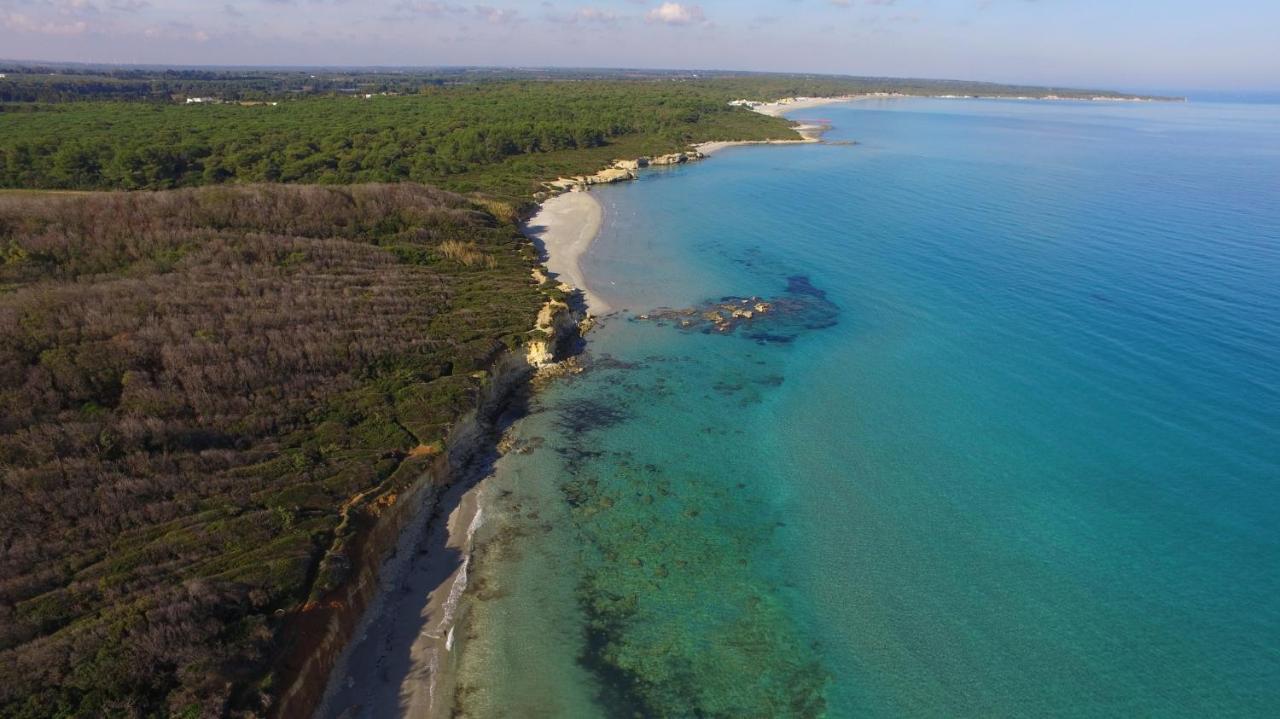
[635,274,839,344]
[585,353,647,372]
[540,416,831,717]
[472,293,834,717]
[554,396,634,434]
[563,454,832,718]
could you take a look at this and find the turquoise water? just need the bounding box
[453,98,1280,717]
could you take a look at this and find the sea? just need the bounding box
[448,97,1280,717]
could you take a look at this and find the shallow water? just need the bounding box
[452,98,1280,717]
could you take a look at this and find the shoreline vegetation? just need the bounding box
[0,67,1175,718]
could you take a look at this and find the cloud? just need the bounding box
[544,6,620,25]
[141,21,210,42]
[645,2,704,26]
[55,0,99,12]
[473,4,520,24]
[3,12,89,36]
[748,13,780,29]
[572,7,617,24]
[108,0,151,11]
[394,1,466,15]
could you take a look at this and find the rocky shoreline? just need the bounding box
[303,95,848,719]
[542,97,848,195]
[299,281,587,719]
[546,150,709,191]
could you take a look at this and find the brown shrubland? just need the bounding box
[0,184,541,717]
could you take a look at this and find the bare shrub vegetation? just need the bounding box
[0,184,541,718]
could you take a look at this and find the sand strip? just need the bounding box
[751,94,871,116]
[696,136,816,156]
[312,476,487,719]
[696,121,831,156]
[696,96,865,155]
[522,191,609,314]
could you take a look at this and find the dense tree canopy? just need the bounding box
[0,81,803,198]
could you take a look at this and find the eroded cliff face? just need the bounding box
[526,267,588,369]
[526,298,585,368]
[271,291,582,719]
[272,459,446,719]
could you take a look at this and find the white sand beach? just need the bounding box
[523,190,609,314]
[752,94,869,116]
[696,96,861,155]
[695,135,815,155]
[695,121,831,155]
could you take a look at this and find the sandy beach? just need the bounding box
[696,96,862,155]
[313,190,608,719]
[696,122,830,155]
[312,473,488,719]
[696,133,816,155]
[522,190,609,314]
[752,94,870,116]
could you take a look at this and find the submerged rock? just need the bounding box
[635,274,838,343]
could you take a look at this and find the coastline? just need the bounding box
[531,96,857,301]
[696,96,857,155]
[751,94,870,116]
[311,95,847,718]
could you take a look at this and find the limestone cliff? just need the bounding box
[548,151,705,191]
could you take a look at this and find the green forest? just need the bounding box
[0,81,798,199]
[0,70,1161,200]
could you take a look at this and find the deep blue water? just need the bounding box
[454,98,1280,717]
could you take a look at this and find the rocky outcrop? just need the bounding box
[588,167,636,184]
[527,267,588,368]
[650,151,703,166]
[526,295,583,367]
[551,166,636,191]
[634,275,840,343]
[546,151,706,192]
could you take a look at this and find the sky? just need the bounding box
[1,0,1277,91]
